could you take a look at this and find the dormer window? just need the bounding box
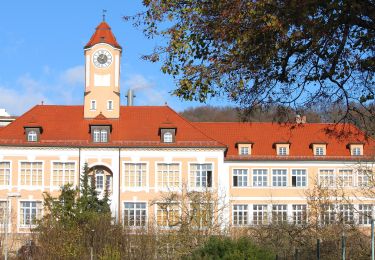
[348,143,364,156]
[27,131,38,142]
[90,125,111,143]
[236,143,253,156]
[275,143,290,156]
[163,132,173,143]
[160,128,176,143]
[24,126,42,142]
[311,144,327,156]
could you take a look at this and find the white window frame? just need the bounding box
[163,132,173,143]
[50,161,76,189]
[0,161,11,186]
[337,169,353,187]
[240,147,249,155]
[358,204,373,225]
[252,204,268,225]
[189,163,213,189]
[292,204,307,225]
[233,204,248,226]
[272,169,287,187]
[156,163,181,190]
[252,169,268,187]
[278,147,287,156]
[90,100,96,110]
[19,200,42,228]
[319,169,335,187]
[123,162,148,191]
[27,131,38,142]
[352,147,362,156]
[232,169,248,187]
[123,201,147,227]
[107,100,113,110]
[18,161,44,189]
[272,204,288,224]
[315,147,324,156]
[291,169,307,187]
[155,202,180,228]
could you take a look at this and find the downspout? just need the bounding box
[118,147,121,223]
[78,147,81,189]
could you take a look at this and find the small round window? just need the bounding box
[163,132,173,143]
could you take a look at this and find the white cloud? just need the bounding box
[0,85,50,115]
[123,74,168,105]
[124,74,154,90]
[60,65,84,85]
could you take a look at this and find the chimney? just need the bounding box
[295,115,307,124]
[295,115,301,124]
[126,89,136,106]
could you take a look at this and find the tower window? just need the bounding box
[107,100,113,110]
[90,100,97,110]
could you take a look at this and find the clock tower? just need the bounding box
[83,20,122,119]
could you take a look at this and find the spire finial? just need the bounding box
[102,9,107,22]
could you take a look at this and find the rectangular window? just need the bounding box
[272,169,287,187]
[253,169,268,187]
[358,170,371,187]
[157,163,180,189]
[233,204,248,226]
[124,163,147,188]
[156,203,179,227]
[20,201,42,227]
[90,100,96,110]
[319,169,335,187]
[315,147,324,156]
[292,204,307,225]
[0,201,6,225]
[0,162,10,185]
[337,169,353,187]
[272,204,287,224]
[190,164,212,188]
[20,162,43,186]
[124,202,147,227]
[233,169,248,187]
[240,147,249,155]
[353,147,361,156]
[338,204,354,224]
[96,174,104,190]
[52,162,75,187]
[358,204,372,225]
[93,129,109,143]
[107,100,113,110]
[190,203,212,228]
[321,204,336,225]
[278,147,287,156]
[253,205,268,225]
[291,169,307,187]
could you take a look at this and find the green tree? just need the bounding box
[127,0,374,131]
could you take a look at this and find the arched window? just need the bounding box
[27,131,38,142]
[163,132,173,143]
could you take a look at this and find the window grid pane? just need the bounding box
[291,169,307,187]
[253,205,268,225]
[272,169,287,187]
[358,204,372,225]
[292,204,307,225]
[20,162,42,186]
[124,163,147,188]
[157,164,180,188]
[272,204,287,224]
[190,164,212,188]
[124,202,147,227]
[233,169,248,187]
[233,204,248,226]
[0,162,10,185]
[319,169,335,187]
[20,201,42,226]
[52,162,75,186]
[253,169,268,187]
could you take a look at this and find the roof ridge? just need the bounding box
[165,106,227,147]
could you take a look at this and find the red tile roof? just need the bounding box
[0,105,224,148]
[193,122,375,161]
[84,21,121,49]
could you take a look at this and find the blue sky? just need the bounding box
[0,1,231,115]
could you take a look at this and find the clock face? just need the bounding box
[93,49,113,68]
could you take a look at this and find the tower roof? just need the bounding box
[84,21,122,49]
